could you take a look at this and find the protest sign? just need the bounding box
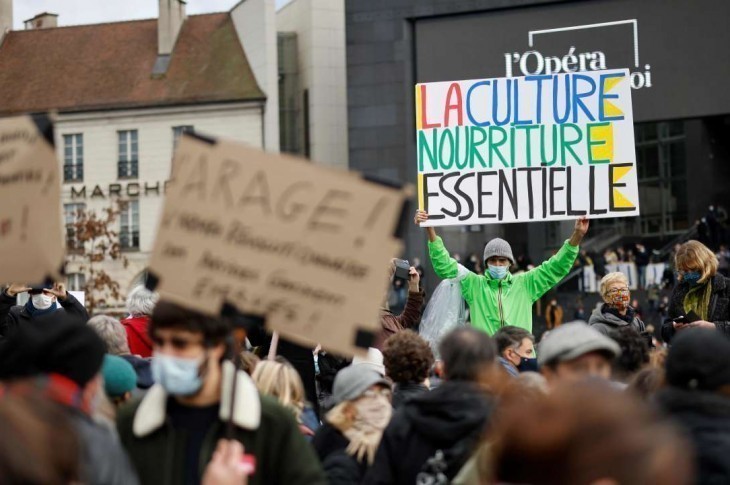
[415,69,639,226]
[148,133,409,356]
[0,114,64,285]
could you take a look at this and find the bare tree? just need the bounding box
[66,201,129,314]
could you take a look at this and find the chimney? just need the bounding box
[24,12,58,30]
[0,0,12,42]
[158,0,186,55]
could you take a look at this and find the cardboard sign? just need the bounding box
[149,133,409,356]
[415,69,639,226]
[0,115,64,285]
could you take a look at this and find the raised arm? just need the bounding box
[414,210,464,280]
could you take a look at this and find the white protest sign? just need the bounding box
[149,133,410,356]
[0,115,64,285]
[415,69,639,226]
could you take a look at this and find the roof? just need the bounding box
[0,13,265,115]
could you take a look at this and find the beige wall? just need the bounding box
[277,0,348,168]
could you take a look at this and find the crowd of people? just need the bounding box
[0,210,729,484]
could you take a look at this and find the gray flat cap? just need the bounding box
[332,365,391,404]
[538,321,621,367]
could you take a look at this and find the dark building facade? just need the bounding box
[345,0,730,280]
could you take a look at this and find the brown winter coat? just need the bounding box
[376,290,424,349]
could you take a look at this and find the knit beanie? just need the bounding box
[483,238,515,266]
[102,355,138,397]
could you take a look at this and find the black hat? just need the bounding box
[666,328,730,391]
[0,313,105,388]
[28,282,53,294]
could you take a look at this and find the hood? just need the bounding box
[657,387,730,420]
[588,304,631,328]
[403,381,491,442]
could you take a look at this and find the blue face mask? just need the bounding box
[488,264,509,280]
[152,353,205,396]
[516,356,539,373]
[682,271,702,286]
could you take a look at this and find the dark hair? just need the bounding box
[494,326,534,354]
[150,300,231,347]
[383,330,434,384]
[608,327,649,381]
[439,327,497,382]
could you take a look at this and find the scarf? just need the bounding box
[24,298,58,318]
[327,396,392,465]
[604,304,636,324]
[683,279,713,321]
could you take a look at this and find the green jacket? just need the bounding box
[116,362,326,485]
[428,237,578,334]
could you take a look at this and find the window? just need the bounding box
[119,200,140,250]
[63,134,83,182]
[64,203,86,253]
[172,125,194,150]
[67,273,86,292]
[118,130,138,178]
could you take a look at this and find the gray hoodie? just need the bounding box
[588,303,645,336]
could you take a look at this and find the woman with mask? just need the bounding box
[589,272,646,336]
[414,210,588,335]
[0,282,89,336]
[312,365,393,485]
[661,240,730,342]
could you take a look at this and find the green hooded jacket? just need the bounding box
[428,236,579,335]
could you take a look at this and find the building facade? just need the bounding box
[345,0,730,275]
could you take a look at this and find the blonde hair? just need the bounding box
[675,240,718,284]
[251,359,305,421]
[599,272,629,301]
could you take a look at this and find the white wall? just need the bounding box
[277,0,348,169]
[231,0,280,153]
[57,102,263,303]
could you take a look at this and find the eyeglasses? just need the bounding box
[362,388,393,400]
[606,287,629,295]
[151,335,204,351]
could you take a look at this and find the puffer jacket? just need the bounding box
[429,237,578,334]
[588,303,645,336]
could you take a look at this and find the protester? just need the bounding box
[489,380,692,485]
[494,326,537,377]
[364,327,496,484]
[414,210,588,334]
[382,330,433,408]
[0,313,139,484]
[315,349,350,414]
[102,354,138,406]
[312,365,393,484]
[657,328,730,484]
[376,259,424,349]
[545,299,563,330]
[116,301,325,485]
[87,315,153,389]
[0,282,88,337]
[608,327,650,385]
[662,240,730,342]
[538,322,621,386]
[120,285,159,358]
[252,358,320,439]
[589,272,646,336]
[0,393,81,484]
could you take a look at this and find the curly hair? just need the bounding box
[608,327,650,381]
[382,330,434,384]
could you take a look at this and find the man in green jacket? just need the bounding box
[116,300,326,485]
[415,210,589,335]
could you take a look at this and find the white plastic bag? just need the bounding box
[419,279,466,359]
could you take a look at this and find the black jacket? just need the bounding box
[657,387,730,485]
[312,423,367,485]
[0,291,89,337]
[392,382,429,409]
[661,275,730,343]
[363,380,492,484]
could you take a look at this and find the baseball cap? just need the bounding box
[538,321,621,367]
[332,365,391,404]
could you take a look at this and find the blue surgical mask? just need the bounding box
[682,272,701,286]
[151,353,205,396]
[517,356,539,373]
[488,265,509,280]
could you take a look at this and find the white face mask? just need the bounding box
[31,293,55,310]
